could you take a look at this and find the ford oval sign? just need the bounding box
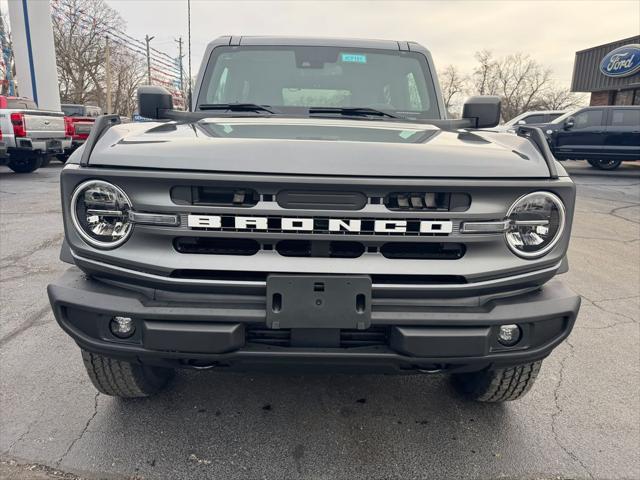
[599,44,640,78]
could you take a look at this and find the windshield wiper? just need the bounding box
[308,107,398,119]
[199,103,276,114]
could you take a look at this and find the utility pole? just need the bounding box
[187,0,192,111]
[105,36,112,114]
[145,34,155,85]
[175,36,184,107]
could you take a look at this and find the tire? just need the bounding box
[587,159,622,170]
[40,155,51,167]
[56,154,69,163]
[81,350,173,398]
[8,156,42,173]
[451,360,542,402]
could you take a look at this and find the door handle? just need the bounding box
[593,130,604,134]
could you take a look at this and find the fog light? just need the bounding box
[110,316,135,338]
[497,324,521,346]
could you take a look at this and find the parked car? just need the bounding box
[59,104,102,162]
[528,106,640,170]
[492,110,567,133]
[0,96,71,172]
[48,36,580,403]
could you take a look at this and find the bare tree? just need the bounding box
[52,0,146,115]
[439,65,468,117]
[537,87,586,111]
[470,51,560,121]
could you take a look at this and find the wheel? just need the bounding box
[587,159,622,170]
[56,154,69,163]
[7,156,42,173]
[40,155,52,167]
[451,360,542,402]
[81,350,173,398]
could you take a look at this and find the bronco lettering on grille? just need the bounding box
[187,215,453,235]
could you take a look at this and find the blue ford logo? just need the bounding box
[599,44,640,78]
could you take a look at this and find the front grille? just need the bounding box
[245,326,389,347]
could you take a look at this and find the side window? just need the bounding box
[573,110,603,129]
[523,114,545,124]
[611,109,640,127]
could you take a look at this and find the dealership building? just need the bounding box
[571,36,640,106]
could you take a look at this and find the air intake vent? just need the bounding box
[380,242,465,260]
[174,237,260,255]
[385,192,470,211]
[276,240,365,258]
[172,186,259,207]
[277,190,367,210]
[245,326,388,348]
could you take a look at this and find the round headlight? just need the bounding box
[71,180,132,248]
[505,191,565,258]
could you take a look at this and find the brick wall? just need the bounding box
[590,91,612,106]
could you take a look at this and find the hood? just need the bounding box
[87,117,553,178]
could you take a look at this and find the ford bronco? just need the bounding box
[48,37,581,402]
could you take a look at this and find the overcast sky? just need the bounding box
[106,0,640,87]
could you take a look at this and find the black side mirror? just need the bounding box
[564,117,575,130]
[462,95,501,128]
[137,85,173,120]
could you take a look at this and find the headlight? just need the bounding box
[505,191,565,258]
[71,180,132,248]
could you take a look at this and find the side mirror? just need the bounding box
[137,85,173,120]
[462,95,501,128]
[564,117,575,130]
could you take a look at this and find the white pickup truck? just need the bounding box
[0,96,71,173]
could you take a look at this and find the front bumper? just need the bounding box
[48,268,580,373]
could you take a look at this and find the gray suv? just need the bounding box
[48,37,581,402]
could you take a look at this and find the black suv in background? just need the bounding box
[531,106,640,170]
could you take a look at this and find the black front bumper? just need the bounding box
[48,268,581,373]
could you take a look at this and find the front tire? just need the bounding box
[8,156,42,173]
[81,350,173,398]
[451,361,542,402]
[587,159,622,170]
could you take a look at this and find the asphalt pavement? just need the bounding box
[1,160,638,480]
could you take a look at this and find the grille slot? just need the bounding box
[380,242,465,260]
[174,237,260,256]
[245,326,388,347]
[277,190,367,210]
[276,240,365,258]
[172,186,259,207]
[385,192,470,211]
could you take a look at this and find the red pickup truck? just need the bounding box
[59,104,102,161]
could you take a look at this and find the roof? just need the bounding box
[207,36,427,53]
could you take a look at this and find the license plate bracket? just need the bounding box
[266,275,371,330]
[46,139,62,153]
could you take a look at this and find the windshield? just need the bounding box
[197,46,440,119]
[61,105,85,116]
